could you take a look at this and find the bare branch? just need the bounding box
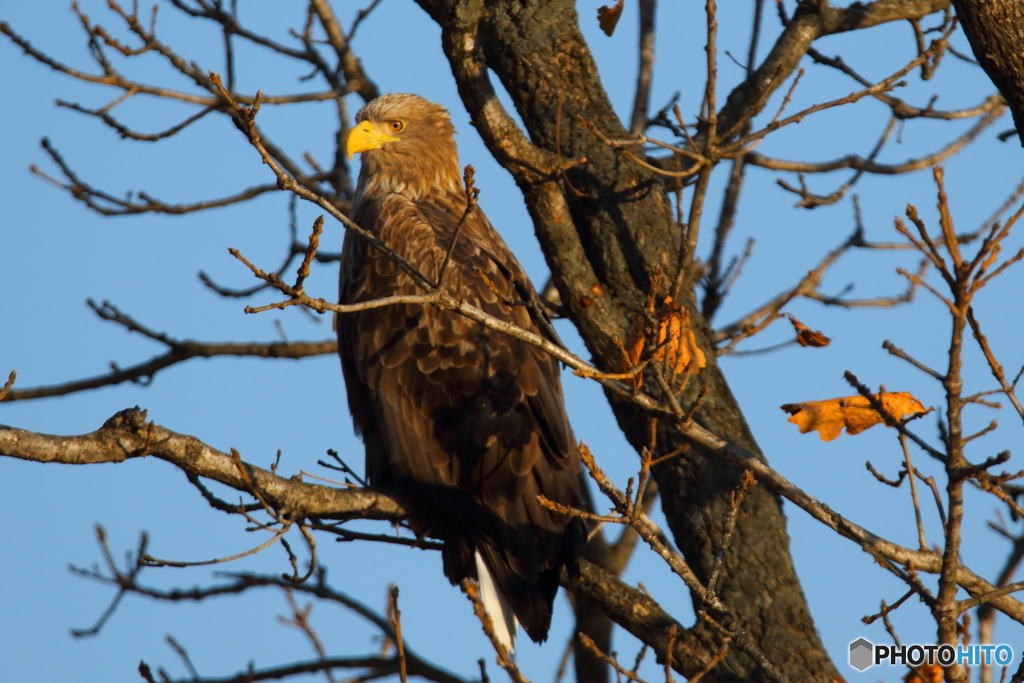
[714,226,923,349]
[57,100,216,141]
[0,371,15,401]
[33,138,284,216]
[725,38,954,155]
[166,0,316,61]
[463,579,529,683]
[0,408,409,520]
[713,0,951,147]
[629,0,656,136]
[745,97,1003,176]
[308,0,379,102]
[883,339,944,380]
[0,21,343,106]
[2,299,336,404]
[437,166,479,287]
[388,587,409,683]
[806,46,998,120]
[682,415,1024,622]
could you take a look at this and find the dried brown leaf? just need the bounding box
[597,0,625,36]
[786,313,831,347]
[780,392,930,441]
[622,297,707,388]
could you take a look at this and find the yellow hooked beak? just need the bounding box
[346,120,400,160]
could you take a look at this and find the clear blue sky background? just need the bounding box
[1,2,1022,682]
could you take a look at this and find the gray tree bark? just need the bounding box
[952,0,1024,146]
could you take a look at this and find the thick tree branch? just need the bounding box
[0,408,408,520]
[0,410,743,679]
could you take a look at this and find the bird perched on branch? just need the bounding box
[338,93,586,650]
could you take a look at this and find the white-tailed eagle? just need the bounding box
[338,93,586,650]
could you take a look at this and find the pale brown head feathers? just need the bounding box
[350,93,462,200]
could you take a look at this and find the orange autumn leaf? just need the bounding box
[904,663,943,683]
[597,0,625,36]
[623,297,706,387]
[786,313,831,347]
[781,392,930,441]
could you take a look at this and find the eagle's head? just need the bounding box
[348,93,462,199]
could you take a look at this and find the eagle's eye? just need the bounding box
[388,120,406,133]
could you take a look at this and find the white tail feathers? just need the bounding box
[474,550,517,653]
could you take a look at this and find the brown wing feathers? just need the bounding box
[338,94,585,644]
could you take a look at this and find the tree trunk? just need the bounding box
[951,0,1024,146]
[417,0,840,680]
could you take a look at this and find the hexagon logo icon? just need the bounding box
[849,638,874,671]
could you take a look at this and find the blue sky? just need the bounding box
[1,2,1023,682]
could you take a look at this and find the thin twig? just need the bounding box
[0,371,15,401]
[437,166,479,286]
[389,586,408,683]
[862,590,915,624]
[900,433,928,550]
[141,523,291,568]
[576,633,646,683]
[686,639,729,683]
[295,216,325,291]
[462,580,529,683]
[708,471,756,592]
